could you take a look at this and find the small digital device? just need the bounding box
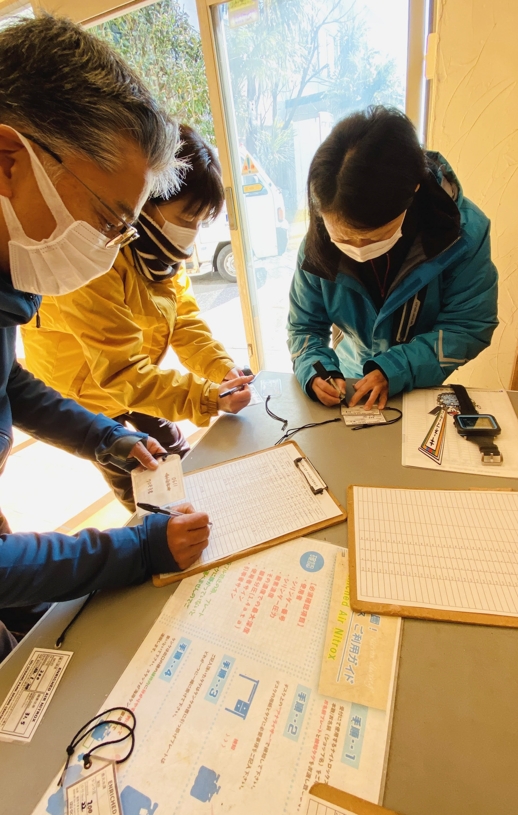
[450,384,503,464]
[453,414,501,435]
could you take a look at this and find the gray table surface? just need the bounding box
[1,372,517,815]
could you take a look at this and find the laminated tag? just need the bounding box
[341,405,387,427]
[66,761,122,815]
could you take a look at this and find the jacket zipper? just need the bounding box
[0,429,13,474]
[375,235,463,332]
[26,293,41,327]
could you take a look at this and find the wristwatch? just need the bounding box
[450,384,503,464]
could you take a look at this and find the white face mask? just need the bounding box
[160,220,198,256]
[333,219,404,263]
[0,131,119,296]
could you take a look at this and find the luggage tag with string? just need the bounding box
[65,759,121,815]
[418,390,461,465]
[340,377,387,426]
[53,707,136,815]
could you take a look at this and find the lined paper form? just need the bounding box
[182,444,342,569]
[354,487,518,616]
[306,798,355,815]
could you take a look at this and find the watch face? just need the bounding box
[437,392,460,414]
[454,414,501,435]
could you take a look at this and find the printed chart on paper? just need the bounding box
[354,486,518,616]
[34,539,395,815]
[181,443,342,568]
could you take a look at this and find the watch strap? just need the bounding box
[450,384,477,415]
[476,437,503,465]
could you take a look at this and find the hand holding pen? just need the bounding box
[311,361,346,407]
[55,501,211,647]
[138,502,211,571]
[217,373,254,414]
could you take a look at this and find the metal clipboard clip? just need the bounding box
[294,456,328,495]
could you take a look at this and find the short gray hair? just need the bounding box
[0,14,178,196]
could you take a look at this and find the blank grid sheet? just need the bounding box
[354,487,518,616]
[184,444,341,567]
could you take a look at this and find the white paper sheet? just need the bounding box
[33,539,395,815]
[0,649,72,743]
[161,443,343,576]
[402,388,518,477]
[132,454,185,516]
[353,486,518,616]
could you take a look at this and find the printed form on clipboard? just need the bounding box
[134,442,346,586]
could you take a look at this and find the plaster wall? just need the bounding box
[428,0,518,388]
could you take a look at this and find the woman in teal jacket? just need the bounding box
[288,107,498,409]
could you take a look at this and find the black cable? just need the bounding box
[274,417,342,445]
[265,395,342,444]
[55,591,97,648]
[58,706,136,786]
[265,395,288,432]
[351,406,403,430]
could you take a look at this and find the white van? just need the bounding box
[187,150,289,282]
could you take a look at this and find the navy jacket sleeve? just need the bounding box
[0,514,180,606]
[7,361,146,470]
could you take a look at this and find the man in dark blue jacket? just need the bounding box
[0,16,211,658]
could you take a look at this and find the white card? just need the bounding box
[246,383,263,405]
[0,648,72,742]
[66,761,122,815]
[341,405,387,426]
[131,454,185,516]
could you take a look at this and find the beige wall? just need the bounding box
[428,0,518,389]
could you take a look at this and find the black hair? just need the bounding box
[151,124,224,222]
[0,14,177,195]
[305,106,426,278]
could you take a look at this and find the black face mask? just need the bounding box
[130,211,189,282]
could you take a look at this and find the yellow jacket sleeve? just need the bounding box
[42,264,221,426]
[171,267,235,383]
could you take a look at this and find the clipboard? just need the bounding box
[309,783,400,814]
[347,484,518,628]
[153,442,346,586]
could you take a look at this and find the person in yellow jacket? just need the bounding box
[22,124,253,510]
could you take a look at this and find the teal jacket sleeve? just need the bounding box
[0,513,181,607]
[367,222,498,395]
[287,243,341,395]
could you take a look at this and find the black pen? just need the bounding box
[219,379,256,398]
[137,502,184,517]
[137,502,213,527]
[219,384,245,398]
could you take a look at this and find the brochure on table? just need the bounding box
[34,538,398,815]
[319,550,401,711]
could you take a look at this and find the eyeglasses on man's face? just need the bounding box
[22,134,140,248]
